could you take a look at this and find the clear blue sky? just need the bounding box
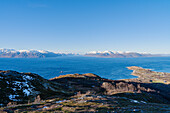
[0,0,170,53]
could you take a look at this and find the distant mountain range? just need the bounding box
[0,49,162,58]
[85,51,159,58]
[0,49,74,58]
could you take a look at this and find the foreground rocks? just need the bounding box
[0,70,73,106]
[0,67,170,112]
[51,72,170,104]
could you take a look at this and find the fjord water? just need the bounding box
[0,57,170,80]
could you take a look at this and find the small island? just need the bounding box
[0,66,169,112]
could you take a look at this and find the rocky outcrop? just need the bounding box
[0,70,73,106]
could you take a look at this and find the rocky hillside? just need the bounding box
[0,67,170,112]
[51,73,170,104]
[0,70,73,106]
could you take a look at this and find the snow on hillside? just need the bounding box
[0,48,50,54]
[0,48,77,58]
[85,50,156,58]
[87,50,137,54]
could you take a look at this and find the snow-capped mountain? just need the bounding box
[85,50,156,58]
[0,49,159,58]
[0,49,74,58]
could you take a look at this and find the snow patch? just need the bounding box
[12,80,34,96]
[130,99,140,103]
[23,89,31,96]
[23,75,33,80]
[43,106,48,109]
[9,94,19,101]
[87,50,139,54]
[56,100,67,103]
[141,101,147,104]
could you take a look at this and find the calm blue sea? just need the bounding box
[0,56,170,80]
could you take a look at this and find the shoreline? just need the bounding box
[126,66,170,84]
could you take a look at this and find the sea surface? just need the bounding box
[0,56,170,80]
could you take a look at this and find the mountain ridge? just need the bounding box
[0,48,75,58]
[0,48,162,58]
[85,50,159,58]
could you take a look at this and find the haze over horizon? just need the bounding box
[0,0,170,54]
[0,48,155,54]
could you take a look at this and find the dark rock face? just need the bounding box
[0,70,72,106]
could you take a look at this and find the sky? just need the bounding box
[0,0,170,54]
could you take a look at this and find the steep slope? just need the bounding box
[0,70,73,106]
